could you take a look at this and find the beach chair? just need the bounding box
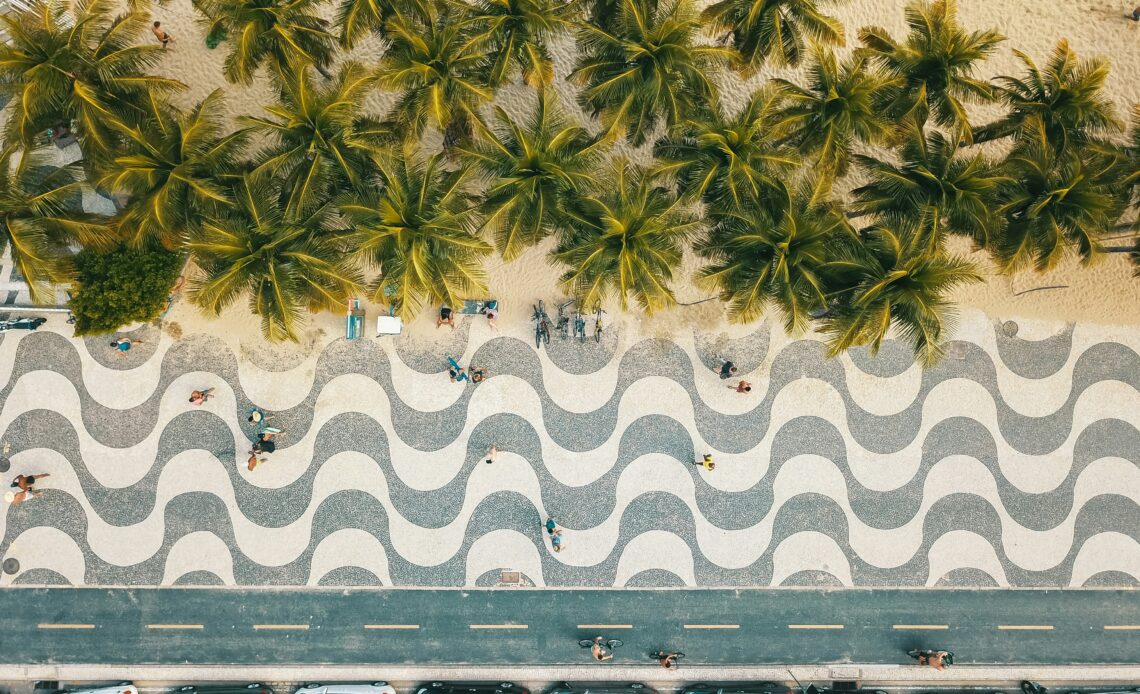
[346,298,365,340]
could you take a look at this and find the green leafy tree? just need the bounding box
[0,0,184,163]
[342,148,492,320]
[245,63,392,217]
[821,224,981,366]
[700,0,844,72]
[99,91,248,250]
[462,0,577,87]
[375,6,494,142]
[857,0,1003,143]
[652,87,799,212]
[189,174,363,342]
[773,47,900,176]
[459,91,604,260]
[0,149,111,304]
[850,127,1007,250]
[192,0,336,85]
[972,39,1121,152]
[335,0,418,48]
[553,161,701,313]
[993,135,1122,272]
[570,0,733,146]
[69,244,183,335]
[696,178,848,332]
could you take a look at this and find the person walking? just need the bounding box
[470,365,489,383]
[248,407,274,426]
[729,380,752,393]
[695,453,715,471]
[448,356,469,383]
[246,450,268,471]
[152,21,174,48]
[189,388,214,405]
[1130,5,1140,20]
[551,529,564,552]
[485,443,498,465]
[437,306,456,330]
[716,356,737,379]
[110,337,140,354]
[545,517,559,535]
[481,304,499,331]
[11,473,49,492]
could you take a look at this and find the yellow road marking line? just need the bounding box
[893,624,949,630]
[684,624,739,629]
[578,624,633,629]
[789,624,844,629]
[253,624,309,630]
[37,624,95,630]
[1105,625,1140,630]
[998,625,1053,631]
[470,624,528,629]
[364,624,419,630]
[147,624,203,630]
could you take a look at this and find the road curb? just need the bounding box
[2,664,1140,684]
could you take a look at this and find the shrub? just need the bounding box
[69,245,184,336]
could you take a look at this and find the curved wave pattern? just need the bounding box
[0,311,1138,588]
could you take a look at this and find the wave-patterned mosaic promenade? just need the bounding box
[0,312,1137,588]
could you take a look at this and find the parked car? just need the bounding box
[683,684,786,694]
[416,683,530,694]
[58,684,137,694]
[546,684,657,694]
[295,684,395,694]
[176,684,273,694]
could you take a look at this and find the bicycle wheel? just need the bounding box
[579,639,597,648]
[536,325,542,349]
[608,638,624,649]
[673,653,685,660]
[543,323,551,346]
[594,322,602,343]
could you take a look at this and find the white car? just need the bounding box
[294,684,394,694]
[65,684,137,694]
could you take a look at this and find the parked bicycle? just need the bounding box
[556,299,574,339]
[532,300,551,349]
[574,304,587,342]
[592,303,606,343]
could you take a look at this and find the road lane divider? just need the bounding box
[577,624,633,629]
[37,624,95,630]
[365,624,420,629]
[893,624,949,630]
[1105,625,1140,630]
[147,624,203,630]
[470,624,528,629]
[789,624,844,629]
[253,624,310,630]
[998,625,1053,630]
[684,624,739,629]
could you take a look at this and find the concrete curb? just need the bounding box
[2,665,1140,685]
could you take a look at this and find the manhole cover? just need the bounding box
[2,558,19,574]
[0,457,8,473]
[1002,320,1019,337]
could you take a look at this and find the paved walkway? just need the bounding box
[0,310,1137,587]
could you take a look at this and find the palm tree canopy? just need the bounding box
[851,127,1008,250]
[973,39,1121,151]
[99,90,249,250]
[0,0,185,160]
[697,177,849,332]
[342,148,492,320]
[336,0,421,48]
[857,0,1003,142]
[994,134,1122,273]
[458,91,605,260]
[821,224,981,366]
[0,148,113,303]
[375,6,494,139]
[192,0,336,85]
[570,0,734,146]
[459,0,577,87]
[245,63,392,217]
[189,173,362,343]
[652,86,800,213]
[773,47,900,176]
[553,161,701,313]
[700,0,844,72]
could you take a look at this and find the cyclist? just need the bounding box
[591,636,613,661]
[915,649,951,670]
[654,651,681,669]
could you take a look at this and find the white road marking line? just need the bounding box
[788,624,844,629]
[998,625,1053,631]
[1105,625,1140,630]
[577,624,633,629]
[684,624,739,629]
[37,624,95,629]
[365,624,420,629]
[893,624,949,630]
[147,624,203,630]
[253,624,309,630]
[469,624,528,629]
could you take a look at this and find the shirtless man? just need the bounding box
[152,21,174,48]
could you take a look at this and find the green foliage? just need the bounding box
[459,91,604,260]
[571,0,733,146]
[342,147,492,321]
[189,174,363,342]
[69,244,183,335]
[336,0,410,48]
[192,0,336,85]
[700,0,844,72]
[461,0,577,87]
[99,91,249,250]
[0,0,185,164]
[553,161,701,313]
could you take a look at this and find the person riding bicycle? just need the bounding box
[655,651,681,669]
[916,649,951,670]
[591,636,613,661]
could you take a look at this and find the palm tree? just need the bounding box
[99,91,249,250]
[244,63,392,218]
[335,0,421,48]
[189,173,362,343]
[772,47,900,177]
[553,161,701,313]
[821,224,981,366]
[0,0,184,163]
[652,86,800,213]
[993,135,1122,272]
[972,39,1121,152]
[341,148,492,320]
[696,177,849,332]
[0,148,112,303]
[857,0,1003,143]
[850,127,1007,250]
[461,0,577,87]
[700,0,844,72]
[458,91,605,260]
[192,0,336,85]
[570,0,734,146]
[375,6,494,143]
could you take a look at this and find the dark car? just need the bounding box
[683,683,788,694]
[417,683,530,694]
[547,683,657,694]
[175,684,275,694]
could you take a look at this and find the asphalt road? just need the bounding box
[3,588,1139,666]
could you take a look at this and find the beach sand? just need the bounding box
[43,0,1140,347]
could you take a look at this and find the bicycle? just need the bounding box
[532,300,551,349]
[592,303,606,343]
[579,637,623,660]
[574,305,587,342]
[556,299,574,339]
[906,648,954,668]
[649,651,685,669]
